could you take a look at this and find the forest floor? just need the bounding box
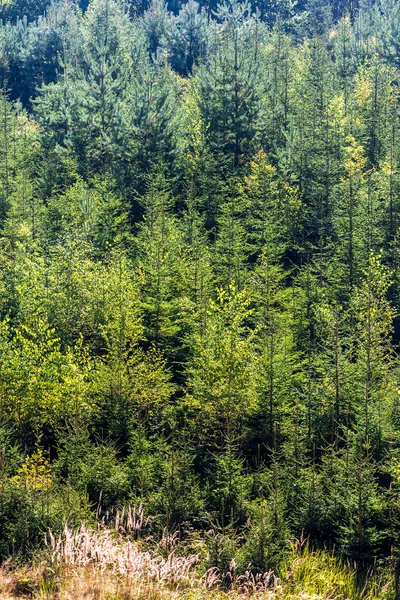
[0,557,393,600]
[0,521,393,600]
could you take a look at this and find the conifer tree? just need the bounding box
[329,136,382,296]
[291,35,338,259]
[163,0,209,74]
[34,0,132,181]
[142,0,171,55]
[334,16,357,113]
[352,58,394,168]
[213,179,249,289]
[350,252,396,453]
[187,285,256,447]
[262,26,293,154]
[194,0,263,169]
[0,0,49,23]
[124,56,181,190]
[374,0,400,68]
[250,257,301,450]
[75,0,132,173]
[136,169,187,368]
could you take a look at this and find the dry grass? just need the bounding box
[0,514,394,600]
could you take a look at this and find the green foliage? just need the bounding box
[0,318,92,445]
[1,0,400,584]
[187,286,257,444]
[194,2,263,168]
[0,0,49,22]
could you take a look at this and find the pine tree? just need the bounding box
[0,0,49,23]
[163,0,209,74]
[194,0,263,169]
[124,56,181,191]
[142,0,172,55]
[34,0,132,180]
[374,0,400,68]
[76,0,132,173]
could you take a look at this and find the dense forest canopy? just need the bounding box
[2,0,400,583]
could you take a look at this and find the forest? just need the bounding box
[1,0,400,597]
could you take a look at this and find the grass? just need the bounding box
[0,514,395,600]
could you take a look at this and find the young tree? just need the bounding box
[373,0,400,68]
[186,286,257,447]
[194,0,263,169]
[162,0,209,74]
[136,169,187,369]
[350,252,397,452]
[329,136,383,297]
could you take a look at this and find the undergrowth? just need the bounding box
[0,509,395,600]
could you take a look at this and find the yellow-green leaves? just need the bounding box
[187,286,256,442]
[11,449,52,492]
[0,319,92,437]
[343,135,367,179]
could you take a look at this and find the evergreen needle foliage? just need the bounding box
[1,0,400,596]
